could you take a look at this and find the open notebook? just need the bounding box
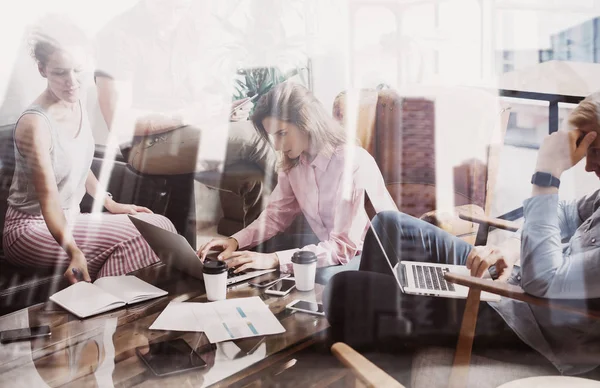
[50,276,168,318]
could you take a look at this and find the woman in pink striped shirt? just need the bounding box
[198,83,397,281]
[2,18,175,284]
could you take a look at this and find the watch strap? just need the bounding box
[531,172,560,188]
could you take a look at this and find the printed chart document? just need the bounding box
[150,296,285,343]
[50,276,167,319]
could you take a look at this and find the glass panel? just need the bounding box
[493,1,600,214]
[352,5,398,88]
[495,0,600,95]
[493,98,548,216]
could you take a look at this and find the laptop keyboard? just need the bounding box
[413,265,455,292]
[228,268,244,279]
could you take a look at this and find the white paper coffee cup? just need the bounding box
[203,261,228,301]
[291,251,318,291]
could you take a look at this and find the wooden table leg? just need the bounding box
[448,288,481,388]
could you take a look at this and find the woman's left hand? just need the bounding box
[226,251,279,273]
[105,201,153,215]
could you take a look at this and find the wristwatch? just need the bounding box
[531,172,560,188]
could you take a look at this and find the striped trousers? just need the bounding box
[2,206,177,279]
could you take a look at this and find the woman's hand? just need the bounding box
[226,251,279,273]
[64,249,91,284]
[105,201,153,215]
[466,245,517,282]
[536,129,597,177]
[197,237,239,261]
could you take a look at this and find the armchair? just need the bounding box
[330,214,600,388]
[331,342,406,388]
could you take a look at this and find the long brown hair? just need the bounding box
[252,82,347,172]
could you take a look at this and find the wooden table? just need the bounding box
[0,263,330,387]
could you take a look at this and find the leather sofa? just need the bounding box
[0,123,172,316]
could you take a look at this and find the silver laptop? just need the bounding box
[369,221,501,302]
[129,216,276,286]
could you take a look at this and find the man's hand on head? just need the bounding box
[536,129,597,177]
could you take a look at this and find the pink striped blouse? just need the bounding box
[232,145,397,273]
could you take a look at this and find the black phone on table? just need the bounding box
[248,272,290,288]
[135,338,207,377]
[265,278,296,296]
[234,336,266,355]
[0,326,51,343]
[286,300,325,316]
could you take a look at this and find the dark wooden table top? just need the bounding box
[0,263,329,387]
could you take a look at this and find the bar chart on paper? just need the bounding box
[149,296,285,343]
[206,297,285,342]
[221,307,260,337]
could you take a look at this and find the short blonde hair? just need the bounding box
[252,82,347,172]
[568,92,600,132]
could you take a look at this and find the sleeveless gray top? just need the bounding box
[7,103,95,215]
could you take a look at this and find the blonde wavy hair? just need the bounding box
[568,92,600,133]
[251,82,347,172]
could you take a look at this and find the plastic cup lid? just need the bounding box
[291,251,317,264]
[202,260,228,274]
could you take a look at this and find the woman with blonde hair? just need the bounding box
[198,82,396,281]
[2,16,176,284]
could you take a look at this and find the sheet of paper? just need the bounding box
[148,297,285,343]
[201,297,285,343]
[148,302,204,332]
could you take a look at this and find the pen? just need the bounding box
[72,268,89,282]
[230,94,258,116]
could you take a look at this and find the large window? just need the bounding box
[494,0,600,211]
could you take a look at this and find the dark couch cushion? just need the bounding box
[80,157,169,215]
[0,124,16,253]
[0,261,66,316]
[0,123,65,315]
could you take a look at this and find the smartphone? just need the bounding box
[136,338,207,377]
[0,326,51,343]
[265,278,296,296]
[286,300,325,316]
[249,272,290,288]
[234,336,266,355]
